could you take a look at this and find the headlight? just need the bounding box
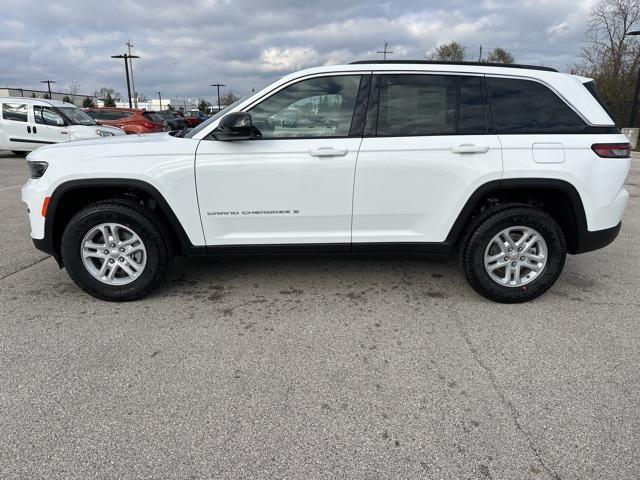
[95,129,115,137]
[27,161,49,179]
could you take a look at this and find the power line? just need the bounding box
[210,83,226,111]
[111,53,139,108]
[377,41,394,60]
[40,79,56,98]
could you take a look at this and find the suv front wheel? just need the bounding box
[462,206,567,303]
[61,202,172,301]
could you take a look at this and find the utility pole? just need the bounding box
[158,91,162,110]
[126,41,138,108]
[377,41,393,60]
[210,83,226,111]
[40,80,56,99]
[111,53,139,108]
[478,44,483,62]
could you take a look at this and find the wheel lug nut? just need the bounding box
[504,257,509,261]
[518,247,522,251]
[511,262,516,266]
[109,259,114,264]
[103,250,109,254]
[119,257,124,262]
[508,248,513,252]
[110,243,115,247]
[119,247,125,252]
[520,256,525,261]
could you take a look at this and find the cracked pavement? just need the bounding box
[1,151,639,479]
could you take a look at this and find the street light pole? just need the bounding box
[158,91,162,110]
[111,54,140,108]
[628,30,640,126]
[210,83,226,111]
[40,80,56,99]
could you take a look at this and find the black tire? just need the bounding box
[462,206,566,303]
[11,151,27,156]
[61,202,173,301]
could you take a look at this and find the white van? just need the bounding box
[0,97,124,154]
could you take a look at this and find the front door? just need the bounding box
[33,105,70,144]
[195,74,368,247]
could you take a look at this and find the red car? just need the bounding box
[85,108,168,134]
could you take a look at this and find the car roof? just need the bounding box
[350,60,558,72]
[87,107,145,112]
[0,96,75,107]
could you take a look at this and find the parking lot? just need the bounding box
[0,150,639,479]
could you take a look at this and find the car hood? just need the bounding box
[27,132,198,162]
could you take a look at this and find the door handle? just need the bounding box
[450,144,490,154]
[309,147,349,157]
[27,126,31,134]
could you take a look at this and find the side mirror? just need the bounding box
[56,117,65,126]
[212,112,255,141]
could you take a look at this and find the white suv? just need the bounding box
[21,61,631,303]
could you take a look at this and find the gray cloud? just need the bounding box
[0,0,592,103]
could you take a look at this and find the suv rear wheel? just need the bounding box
[462,206,566,303]
[61,202,172,301]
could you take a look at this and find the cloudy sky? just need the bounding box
[0,0,593,104]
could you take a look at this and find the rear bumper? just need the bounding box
[573,222,622,254]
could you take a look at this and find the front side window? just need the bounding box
[249,75,362,139]
[376,74,457,136]
[34,106,64,126]
[487,77,585,133]
[58,106,96,126]
[2,103,28,122]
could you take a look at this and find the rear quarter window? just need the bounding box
[487,77,586,134]
[142,112,162,123]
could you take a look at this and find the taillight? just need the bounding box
[591,143,630,158]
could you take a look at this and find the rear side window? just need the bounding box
[2,103,28,122]
[87,110,133,121]
[487,77,585,133]
[376,75,457,136]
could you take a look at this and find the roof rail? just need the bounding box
[349,60,558,73]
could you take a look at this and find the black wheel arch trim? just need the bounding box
[40,178,204,265]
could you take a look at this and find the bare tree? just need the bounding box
[430,42,465,62]
[578,0,640,125]
[485,48,515,64]
[220,91,240,107]
[67,80,81,97]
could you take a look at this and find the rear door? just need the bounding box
[33,105,70,144]
[352,73,503,246]
[0,102,39,151]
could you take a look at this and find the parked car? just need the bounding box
[22,60,630,303]
[182,110,209,126]
[0,97,124,154]
[152,110,186,131]
[84,108,168,134]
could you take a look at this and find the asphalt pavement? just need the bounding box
[1,150,639,479]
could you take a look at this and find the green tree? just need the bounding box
[94,87,121,102]
[62,95,72,104]
[30,92,37,98]
[166,104,174,112]
[43,93,50,99]
[82,97,95,108]
[485,48,515,64]
[103,92,116,107]
[431,41,465,62]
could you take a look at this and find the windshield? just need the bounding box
[185,95,250,138]
[58,106,97,126]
